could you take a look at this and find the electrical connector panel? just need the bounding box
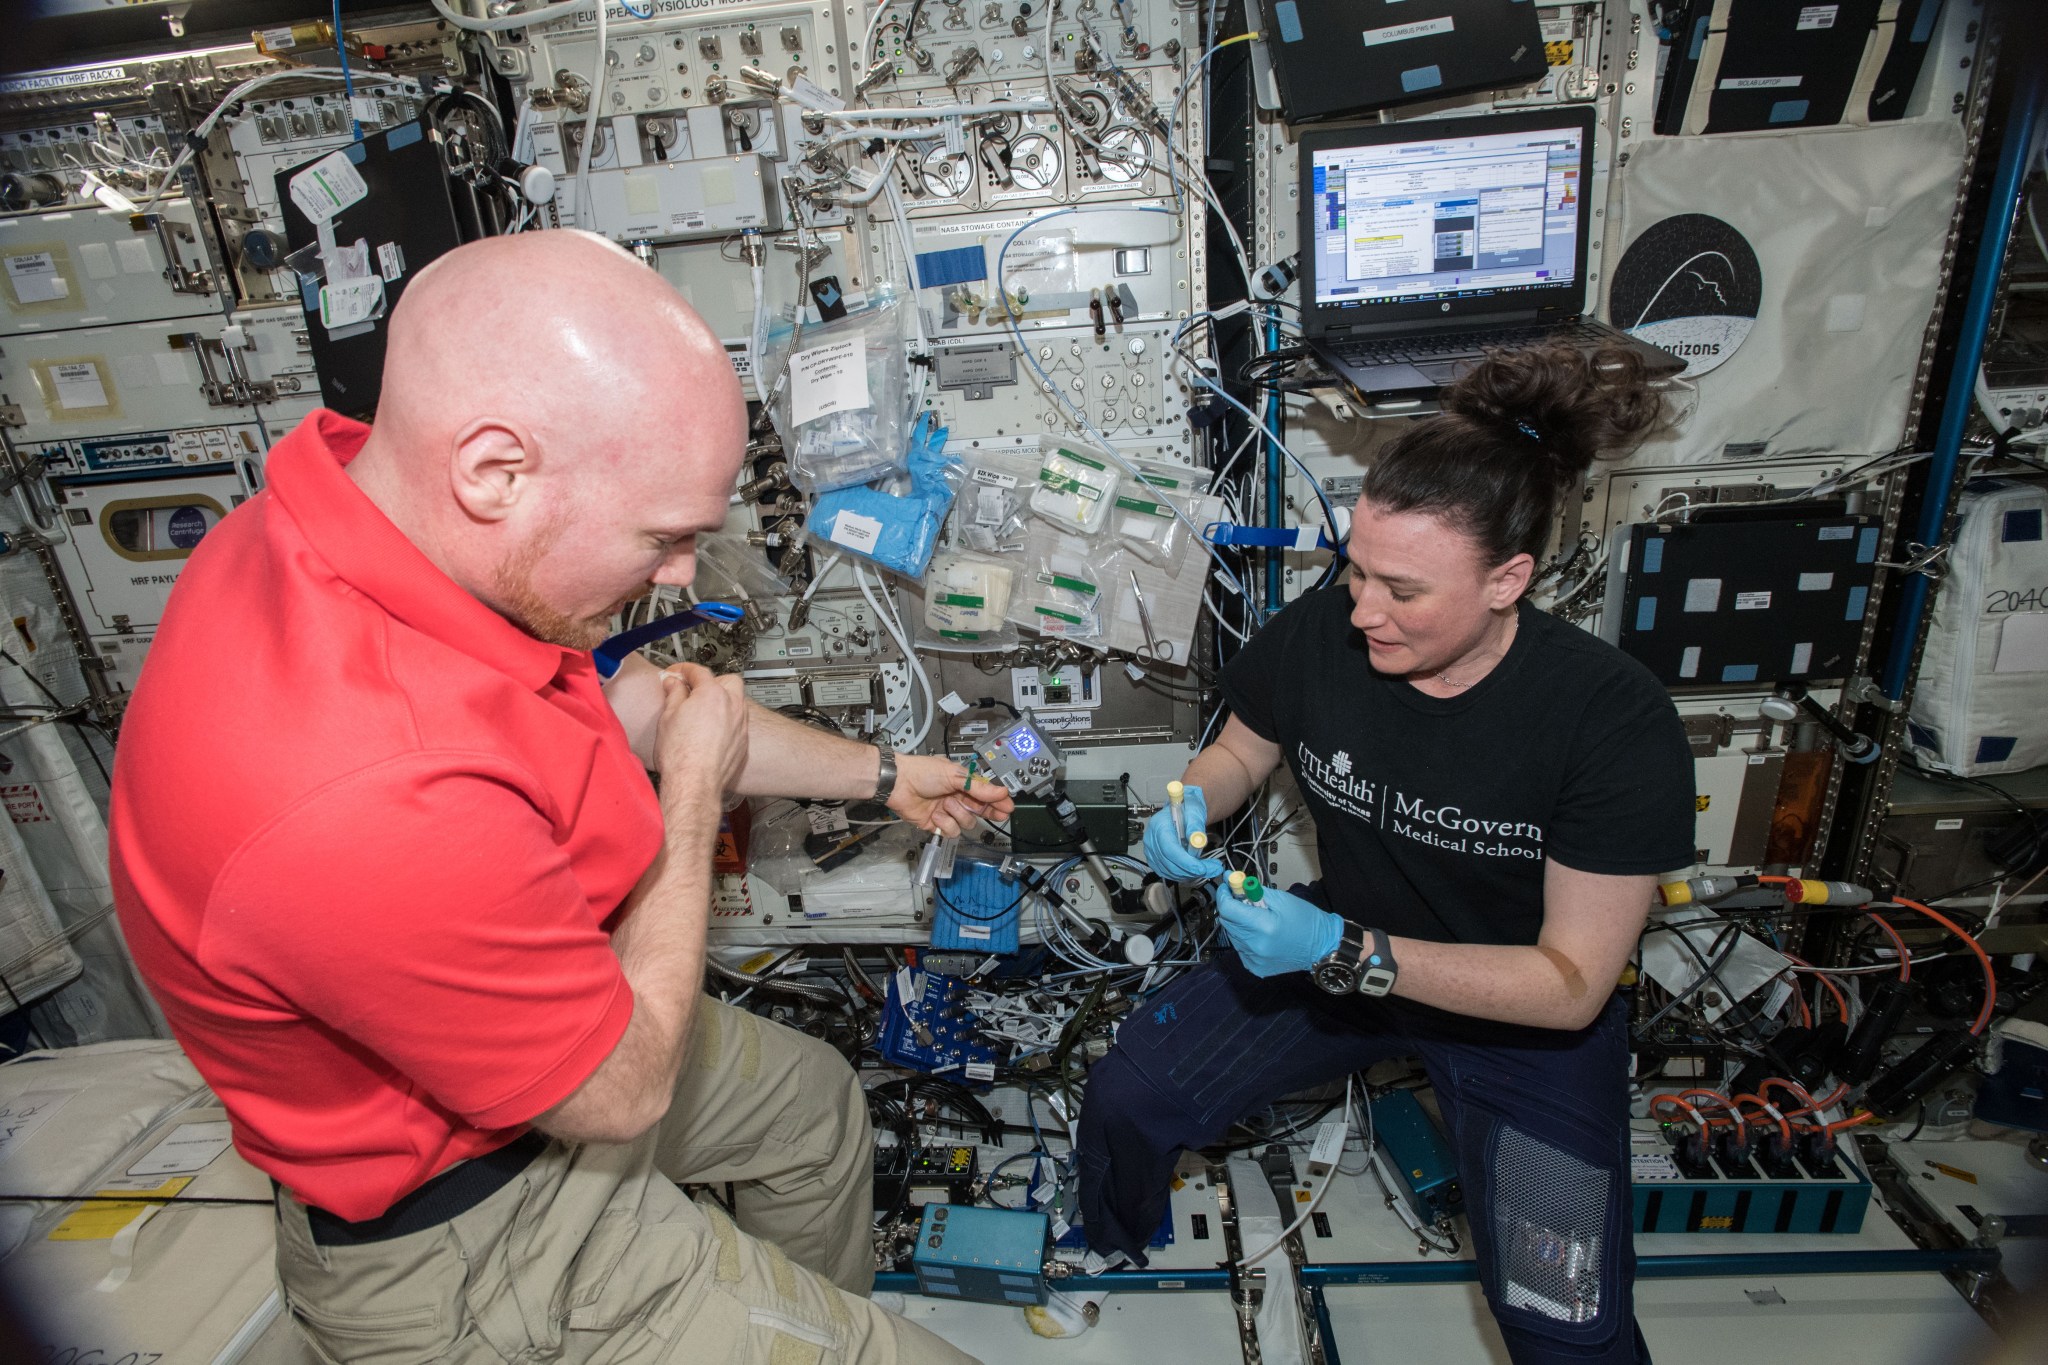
[1630,1122,1871,1235]
[880,968,1000,1082]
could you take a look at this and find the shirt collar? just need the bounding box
[267,410,571,694]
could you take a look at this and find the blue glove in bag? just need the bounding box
[1214,881,1343,978]
[1141,784,1223,883]
[808,412,957,579]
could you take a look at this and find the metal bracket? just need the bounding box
[1845,675,1907,714]
[0,403,22,430]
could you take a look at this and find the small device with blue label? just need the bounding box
[911,1204,1052,1305]
[972,713,1066,797]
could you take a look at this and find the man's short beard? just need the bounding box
[490,511,611,650]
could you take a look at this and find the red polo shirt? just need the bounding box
[110,410,660,1221]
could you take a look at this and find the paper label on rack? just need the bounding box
[1631,1153,1681,1181]
[956,924,991,940]
[319,275,385,331]
[5,252,66,303]
[790,74,845,112]
[48,1176,192,1240]
[1720,75,1802,90]
[50,361,109,410]
[0,1089,81,1164]
[942,118,966,157]
[963,1061,995,1083]
[259,25,297,50]
[829,509,883,554]
[937,691,971,715]
[789,338,868,426]
[1734,591,1771,610]
[288,149,370,225]
[376,241,406,282]
[125,1120,234,1177]
[1796,5,1838,29]
[1362,16,1453,47]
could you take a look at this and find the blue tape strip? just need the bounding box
[1721,664,1759,683]
[1274,0,1304,43]
[1642,538,1665,573]
[1689,15,1710,61]
[1401,65,1444,94]
[915,244,987,291]
[1769,100,1812,125]
[1634,597,1658,633]
[1846,585,1869,621]
[385,120,424,151]
[1910,0,1941,45]
[343,140,367,164]
[1856,527,1879,563]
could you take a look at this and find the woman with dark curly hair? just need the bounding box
[1081,342,1696,1364]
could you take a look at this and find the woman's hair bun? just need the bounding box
[1438,339,1666,481]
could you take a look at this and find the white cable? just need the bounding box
[856,563,933,749]
[430,0,583,34]
[572,1,609,235]
[140,68,352,209]
[1237,1076,1357,1268]
[825,100,1051,122]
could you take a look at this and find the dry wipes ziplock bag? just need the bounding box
[1030,440,1122,536]
[1008,525,1123,645]
[768,290,909,494]
[952,446,1042,555]
[1112,459,1204,568]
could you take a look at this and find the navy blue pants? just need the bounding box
[1078,953,1649,1364]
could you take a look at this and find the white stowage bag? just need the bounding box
[1908,478,2048,776]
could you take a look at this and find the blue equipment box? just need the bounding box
[1372,1088,1463,1224]
[930,860,1022,954]
[912,1204,1051,1305]
[879,969,999,1081]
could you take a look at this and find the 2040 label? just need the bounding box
[1984,585,2048,614]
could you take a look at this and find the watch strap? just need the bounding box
[872,744,898,803]
[1357,926,1398,997]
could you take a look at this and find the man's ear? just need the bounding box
[1488,552,1535,609]
[448,418,539,524]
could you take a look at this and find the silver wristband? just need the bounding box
[871,744,898,803]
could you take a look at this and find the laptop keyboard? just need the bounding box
[1329,320,1613,367]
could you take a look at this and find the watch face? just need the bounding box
[1315,961,1358,994]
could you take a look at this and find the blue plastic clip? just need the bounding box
[592,601,747,679]
[1203,521,1338,552]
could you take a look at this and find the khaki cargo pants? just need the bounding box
[274,998,981,1364]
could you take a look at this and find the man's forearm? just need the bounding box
[538,783,719,1142]
[733,701,880,800]
[1384,938,1610,1031]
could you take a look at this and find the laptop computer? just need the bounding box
[1297,107,1684,400]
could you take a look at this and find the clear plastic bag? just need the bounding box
[1030,441,1123,537]
[1008,525,1120,644]
[1112,460,1203,568]
[767,291,909,494]
[917,551,1021,653]
[807,412,959,579]
[951,447,1041,555]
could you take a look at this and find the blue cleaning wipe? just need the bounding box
[931,861,1022,954]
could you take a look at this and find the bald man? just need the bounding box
[110,232,1002,1363]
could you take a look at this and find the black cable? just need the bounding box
[1634,923,1745,1036]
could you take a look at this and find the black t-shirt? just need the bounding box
[1221,588,1696,947]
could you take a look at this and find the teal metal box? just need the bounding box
[1631,1152,1872,1234]
[912,1204,1052,1305]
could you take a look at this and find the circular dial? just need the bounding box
[919,146,972,199]
[1007,132,1062,193]
[1094,123,1151,183]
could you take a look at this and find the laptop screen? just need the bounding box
[1307,119,1587,314]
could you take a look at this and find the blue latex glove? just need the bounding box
[1214,882,1343,978]
[1142,784,1223,883]
[809,412,957,578]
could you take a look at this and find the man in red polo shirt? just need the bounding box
[110,231,1009,1362]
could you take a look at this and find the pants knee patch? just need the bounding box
[1488,1124,1616,1328]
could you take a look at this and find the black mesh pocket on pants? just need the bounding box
[1490,1124,1612,1325]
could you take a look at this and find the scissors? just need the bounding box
[1128,570,1172,666]
[593,601,748,679]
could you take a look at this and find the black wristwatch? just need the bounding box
[1313,924,1398,997]
[871,744,898,803]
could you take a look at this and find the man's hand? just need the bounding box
[887,754,1016,836]
[656,663,748,803]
